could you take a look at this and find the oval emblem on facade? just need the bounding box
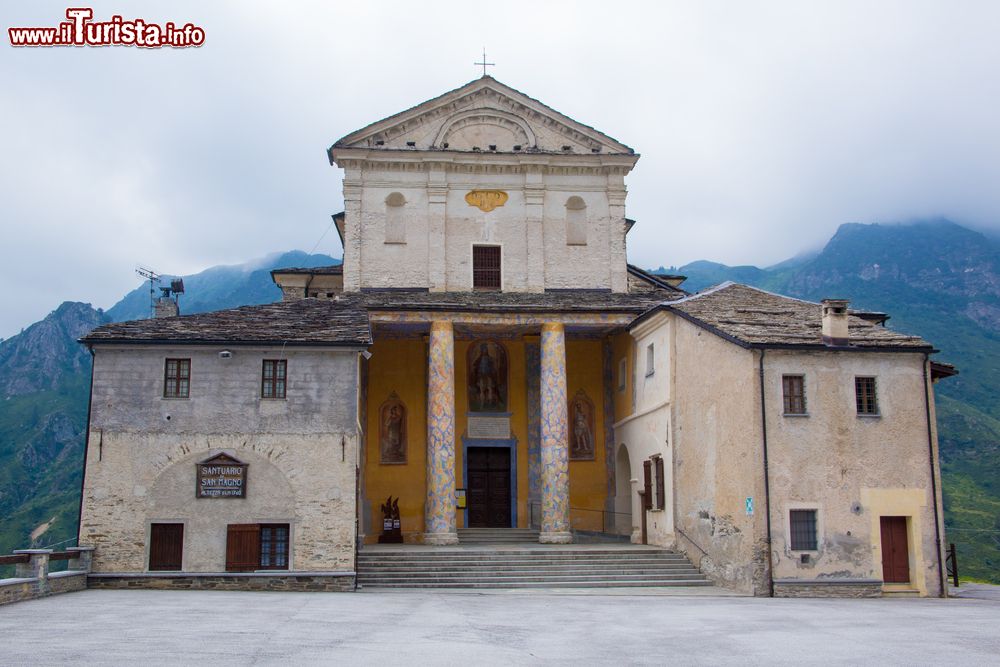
[465,190,508,213]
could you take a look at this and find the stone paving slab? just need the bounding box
[0,588,998,665]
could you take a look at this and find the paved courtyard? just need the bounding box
[1,587,998,665]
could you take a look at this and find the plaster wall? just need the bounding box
[80,346,359,574]
[670,317,767,595]
[343,166,628,293]
[763,350,944,596]
[613,314,675,544]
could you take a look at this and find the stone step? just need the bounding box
[358,555,690,563]
[358,573,705,585]
[359,579,714,589]
[357,544,707,590]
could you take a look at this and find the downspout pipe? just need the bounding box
[923,351,946,596]
[76,346,96,547]
[758,348,775,597]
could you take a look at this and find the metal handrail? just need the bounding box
[674,527,710,558]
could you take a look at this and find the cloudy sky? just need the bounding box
[2,1,999,338]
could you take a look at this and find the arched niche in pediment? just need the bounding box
[434,109,536,151]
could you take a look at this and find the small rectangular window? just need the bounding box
[617,358,627,392]
[855,376,879,415]
[163,358,190,398]
[789,509,818,551]
[645,343,655,377]
[262,359,287,399]
[259,524,290,569]
[782,375,806,415]
[472,245,501,290]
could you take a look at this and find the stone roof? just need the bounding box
[360,289,675,313]
[659,282,932,350]
[81,290,677,346]
[81,299,371,347]
[270,265,343,276]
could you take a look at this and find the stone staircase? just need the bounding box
[457,528,539,544]
[357,540,711,589]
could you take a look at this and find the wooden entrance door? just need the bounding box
[880,516,910,583]
[467,447,511,527]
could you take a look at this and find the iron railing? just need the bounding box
[528,502,633,536]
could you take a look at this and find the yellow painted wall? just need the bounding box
[611,331,634,423]
[566,339,609,532]
[364,335,610,541]
[364,339,427,542]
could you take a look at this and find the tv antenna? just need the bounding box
[135,265,160,318]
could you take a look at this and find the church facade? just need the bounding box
[79,77,953,596]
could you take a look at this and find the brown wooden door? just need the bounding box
[467,447,511,527]
[149,523,183,571]
[880,516,910,583]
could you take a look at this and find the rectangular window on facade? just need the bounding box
[855,376,879,415]
[789,509,818,551]
[782,375,806,415]
[163,358,190,398]
[645,343,655,377]
[226,523,290,572]
[472,245,501,290]
[148,523,184,571]
[654,456,666,511]
[618,358,627,392]
[261,359,287,399]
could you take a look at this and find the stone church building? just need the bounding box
[79,76,954,596]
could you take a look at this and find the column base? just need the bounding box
[423,532,460,546]
[539,531,574,544]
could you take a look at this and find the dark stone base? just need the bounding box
[87,573,356,592]
[773,579,883,598]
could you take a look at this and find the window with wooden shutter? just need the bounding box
[655,456,666,510]
[149,523,183,571]
[642,459,653,511]
[226,524,261,572]
[472,245,501,290]
[782,375,806,415]
[163,358,190,398]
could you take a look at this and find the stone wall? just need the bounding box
[0,548,92,606]
[80,346,360,574]
[773,579,882,598]
[88,573,355,592]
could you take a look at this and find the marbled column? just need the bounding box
[539,322,572,543]
[424,320,459,545]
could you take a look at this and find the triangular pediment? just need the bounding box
[331,76,634,155]
[197,452,246,467]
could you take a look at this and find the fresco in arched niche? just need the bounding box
[379,392,407,465]
[467,340,508,413]
[570,390,595,461]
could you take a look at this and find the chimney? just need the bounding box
[821,299,850,346]
[153,288,184,318]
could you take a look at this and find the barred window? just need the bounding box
[259,524,289,569]
[855,376,879,415]
[163,358,190,398]
[262,360,287,399]
[790,509,818,551]
[782,375,806,415]
[473,245,501,290]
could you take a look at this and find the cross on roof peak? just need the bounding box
[474,47,495,77]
